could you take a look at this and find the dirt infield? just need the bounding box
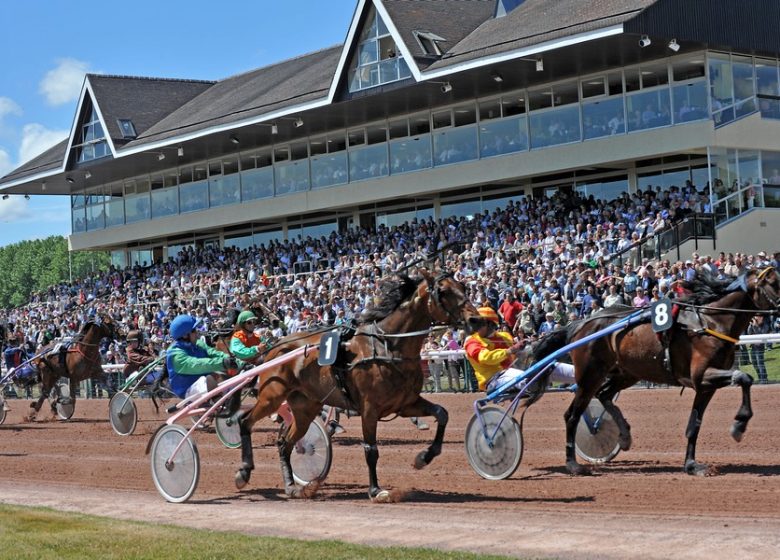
[2,386,780,559]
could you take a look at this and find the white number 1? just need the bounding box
[324,337,333,360]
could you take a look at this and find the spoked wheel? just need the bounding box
[109,392,138,436]
[55,379,75,421]
[575,398,621,464]
[281,420,333,486]
[150,424,200,503]
[465,405,523,480]
[0,395,7,425]
[215,414,242,449]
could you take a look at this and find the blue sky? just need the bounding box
[0,1,357,248]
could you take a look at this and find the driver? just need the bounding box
[166,314,236,404]
[229,311,267,364]
[464,306,574,394]
[123,330,157,379]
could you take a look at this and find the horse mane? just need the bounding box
[358,275,420,324]
[679,270,739,306]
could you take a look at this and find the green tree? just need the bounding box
[0,236,109,308]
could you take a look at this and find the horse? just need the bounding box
[233,269,481,501]
[29,314,121,420]
[532,267,780,476]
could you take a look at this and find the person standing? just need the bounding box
[747,315,770,384]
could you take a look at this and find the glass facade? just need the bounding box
[73,51,780,235]
[348,4,411,92]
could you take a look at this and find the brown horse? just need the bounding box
[233,270,480,501]
[533,267,780,475]
[29,314,120,419]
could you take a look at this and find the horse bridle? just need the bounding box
[427,273,469,326]
[754,266,780,309]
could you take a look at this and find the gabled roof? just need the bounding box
[0,139,68,184]
[88,75,214,146]
[381,0,497,68]
[123,46,341,149]
[425,0,658,72]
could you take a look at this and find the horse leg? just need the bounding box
[360,406,387,502]
[234,380,288,490]
[398,396,448,470]
[684,389,715,476]
[564,365,604,475]
[727,369,754,443]
[276,392,320,499]
[597,375,634,451]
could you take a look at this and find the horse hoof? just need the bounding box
[684,461,709,477]
[618,434,632,451]
[300,481,320,498]
[413,451,428,470]
[234,470,250,490]
[371,489,393,503]
[730,423,745,443]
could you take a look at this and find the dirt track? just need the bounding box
[2,386,780,559]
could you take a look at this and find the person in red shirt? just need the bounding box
[498,291,523,330]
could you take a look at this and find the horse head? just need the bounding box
[749,266,780,310]
[418,268,480,328]
[91,312,121,341]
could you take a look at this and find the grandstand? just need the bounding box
[0,0,779,266]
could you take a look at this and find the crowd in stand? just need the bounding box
[1,182,777,391]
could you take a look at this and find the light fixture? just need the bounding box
[294,118,303,128]
[271,124,278,134]
[535,59,544,72]
[24,194,30,200]
[66,177,74,184]
[229,135,240,145]
[177,147,184,157]
[638,35,651,48]
[440,82,453,93]
[85,171,92,179]
[491,71,504,83]
[2,194,8,200]
[668,38,680,52]
[41,181,47,191]
[157,152,166,161]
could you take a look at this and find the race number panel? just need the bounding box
[318,331,340,366]
[650,298,673,333]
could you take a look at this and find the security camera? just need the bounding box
[638,35,651,48]
[440,82,452,93]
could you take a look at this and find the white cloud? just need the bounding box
[18,124,68,165]
[0,147,12,177]
[0,97,22,121]
[0,195,29,223]
[39,58,91,106]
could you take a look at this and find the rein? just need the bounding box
[674,301,777,315]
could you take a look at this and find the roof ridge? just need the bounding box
[218,44,342,81]
[87,73,216,85]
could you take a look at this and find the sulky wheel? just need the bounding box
[55,379,75,421]
[281,419,333,486]
[150,424,200,503]
[465,405,523,480]
[109,392,138,436]
[0,395,7,425]
[575,398,621,464]
[215,414,242,449]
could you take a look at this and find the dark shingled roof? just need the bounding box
[0,139,68,183]
[88,75,215,146]
[426,0,659,71]
[123,46,342,148]
[381,0,497,69]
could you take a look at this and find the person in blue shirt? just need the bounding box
[166,314,234,402]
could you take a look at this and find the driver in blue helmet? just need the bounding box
[166,314,236,402]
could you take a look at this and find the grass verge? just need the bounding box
[0,504,515,560]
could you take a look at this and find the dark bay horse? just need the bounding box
[29,314,120,419]
[533,267,780,476]
[234,270,481,501]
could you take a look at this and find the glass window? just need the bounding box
[624,68,641,93]
[626,89,671,132]
[582,97,625,139]
[672,80,708,123]
[388,119,409,139]
[253,229,283,248]
[349,143,389,181]
[72,206,86,233]
[440,198,481,220]
[453,104,477,126]
[432,110,452,129]
[240,152,274,201]
[105,184,125,228]
[640,62,669,88]
[312,151,348,189]
[553,81,578,106]
[479,98,502,121]
[581,77,606,99]
[709,53,734,123]
[125,191,150,223]
[410,114,431,135]
[275,144,310,195]
[528,88,553,111]
[348,4,410,92]
[529,105,581,148]
[502,94,526,116]
[479,114,529,156]
[224,233,254,251]
[738,150,761,188]
[301,221,337,240]
[575,177,628,201]
[761,150,780,185]
[433,124,478,165]
[733,56,757,117]
[151,184,179,218]
[390,133,432,174]
[756,59,779,96]
[179,180,208,213]
[672,57,706,82]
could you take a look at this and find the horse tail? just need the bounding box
[532,326,571,363]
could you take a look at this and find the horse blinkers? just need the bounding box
[428,274,476,326]
[754,267,780,309]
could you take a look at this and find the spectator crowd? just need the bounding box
[1,183,777,390]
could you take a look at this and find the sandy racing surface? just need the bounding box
[2,386,780,559]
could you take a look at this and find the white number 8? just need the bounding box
[654,303,669,326]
